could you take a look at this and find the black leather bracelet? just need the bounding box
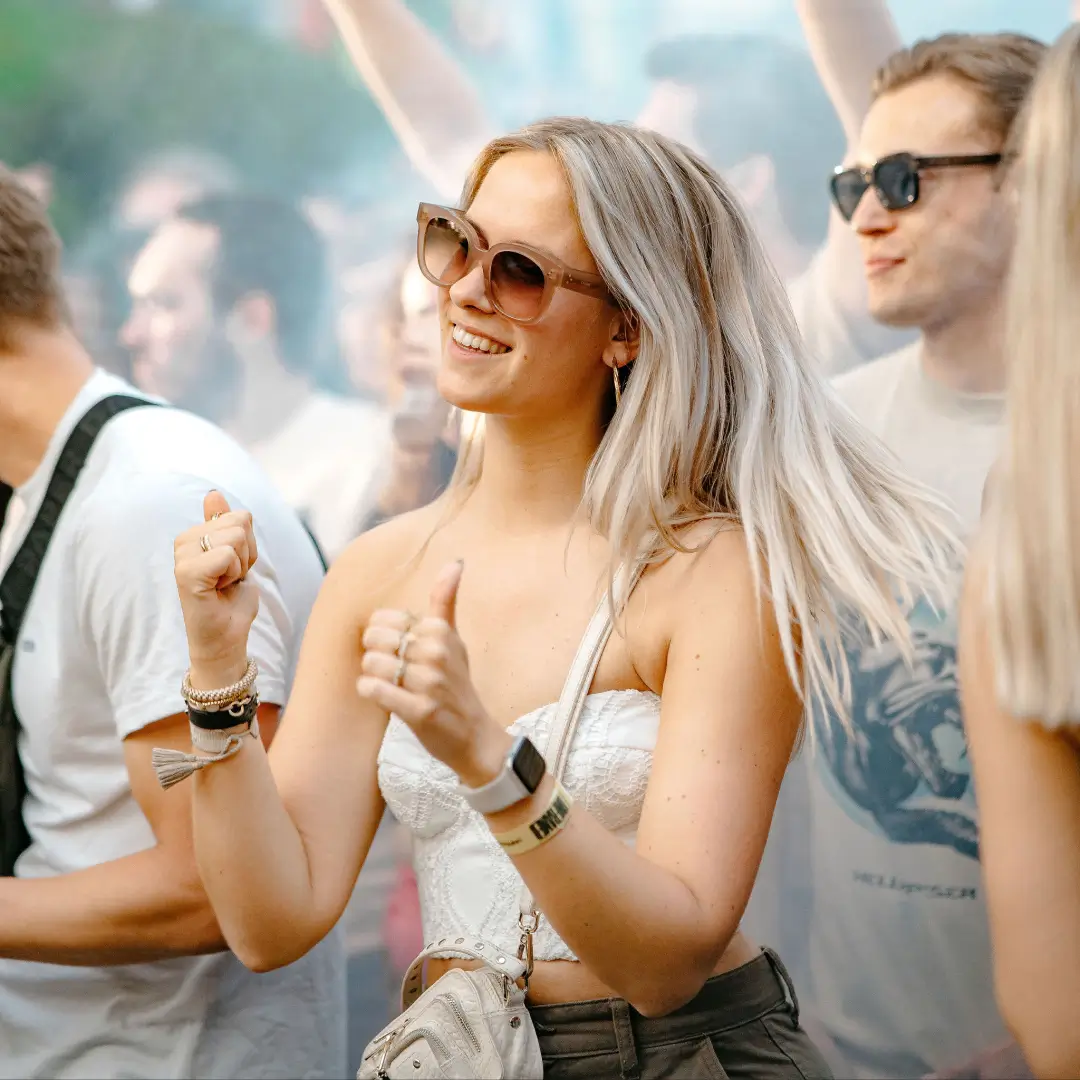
[186,692,259,731]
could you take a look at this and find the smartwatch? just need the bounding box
[460,735,547,814]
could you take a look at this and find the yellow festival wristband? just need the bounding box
[492,781,573,855]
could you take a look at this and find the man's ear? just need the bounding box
[224,292,276,348]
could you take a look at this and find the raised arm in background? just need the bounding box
[321,0,495,199]
[793,0,904,348]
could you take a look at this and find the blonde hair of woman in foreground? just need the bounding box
[171,118,958,1079]
[959,25,1080,1080]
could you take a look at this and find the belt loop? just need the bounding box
[763,947,800,1028]
[610,999,640,1080]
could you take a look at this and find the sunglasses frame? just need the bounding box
[416,202,612,325]
[829,152,1004,222]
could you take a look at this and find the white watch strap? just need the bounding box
[458,738,531,813]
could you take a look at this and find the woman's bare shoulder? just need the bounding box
[647,519,753,594]
[321,502,447,613]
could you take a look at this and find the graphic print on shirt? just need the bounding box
[813,599,978,862]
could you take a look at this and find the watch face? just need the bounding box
[511,736,547,793]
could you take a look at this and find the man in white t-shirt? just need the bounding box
[777,32,1047,1080]
[123,192,391,562]
[0,168,347,1078]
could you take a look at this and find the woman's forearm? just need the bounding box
[487,775,739,1018]
[190,730,321,971]
[186,657,329,970]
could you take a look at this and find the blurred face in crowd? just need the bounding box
[432,150,620,421]
[389,262,448,450]
[119,176,202,232]
[848,74,1014,331]
[122,219,239,420]
[394,262,441,394]
[338,259,395,399]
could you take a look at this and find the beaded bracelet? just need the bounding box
[181,658,258,710]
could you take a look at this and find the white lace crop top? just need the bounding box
[377,689,661,962]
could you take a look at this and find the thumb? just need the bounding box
[429,559,464,628]
[204,490,231,521]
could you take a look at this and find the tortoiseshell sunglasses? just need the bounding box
[416,202,612,324]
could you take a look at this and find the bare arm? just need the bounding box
[184,522,398,972]
[0,708,274,965]
[959,561,1080,1079]
[795,0,900,144]
[321,0,495,199]
[488,533,802,1014]
[792,0,906,371]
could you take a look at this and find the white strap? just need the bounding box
[400,935,528,1010]
[519,560,646,918]
[402,561,646,1004]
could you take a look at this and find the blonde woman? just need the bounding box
[169,119,957,1079]
[958,25,1080,1080]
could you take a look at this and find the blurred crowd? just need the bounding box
[2,0,1077,1077]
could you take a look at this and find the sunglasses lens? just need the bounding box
[490,249,547,320]
[831,170,867,222]
[421,216,470,286]
[875,158,918,211]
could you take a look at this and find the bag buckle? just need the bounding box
[517,909,539,991]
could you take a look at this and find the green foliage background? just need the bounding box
[0,0,406,243]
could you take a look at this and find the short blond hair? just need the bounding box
[873,32,1046,146]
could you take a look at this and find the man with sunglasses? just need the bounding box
[791,30,1047,1080]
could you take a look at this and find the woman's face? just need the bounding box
[435,150,617,420]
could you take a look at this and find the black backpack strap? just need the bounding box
[0,395,161,644]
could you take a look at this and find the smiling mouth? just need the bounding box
[450,323,510,355]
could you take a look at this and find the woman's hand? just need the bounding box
[173,491,260,682]
[356,560,511,786]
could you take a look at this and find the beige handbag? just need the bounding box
[357,566,642,1080]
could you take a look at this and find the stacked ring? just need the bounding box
[200,535,213,553]
[394,627,414,687]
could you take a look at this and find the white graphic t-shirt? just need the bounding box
[803,345,1005,1078]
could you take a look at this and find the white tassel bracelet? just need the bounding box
[152,718,261,790]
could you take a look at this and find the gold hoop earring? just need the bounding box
[612,365,622,407]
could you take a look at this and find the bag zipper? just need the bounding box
[446,994,482,1054]
[394,1024,454,1061]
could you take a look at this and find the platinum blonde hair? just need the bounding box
[985,26,1080,727]
[451,118,960,719]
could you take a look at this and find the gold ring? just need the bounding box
[200,534,213,553]
[393,659,408,687]
[211,512,222,521]
[396,632,413,660]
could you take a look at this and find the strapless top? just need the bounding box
[377,689,662,961]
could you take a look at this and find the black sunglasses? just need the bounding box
[830,152,1003,222]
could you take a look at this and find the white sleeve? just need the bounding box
[74,472,294,740]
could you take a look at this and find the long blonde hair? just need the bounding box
[985,26,1080,727]
[450,118,959,719]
